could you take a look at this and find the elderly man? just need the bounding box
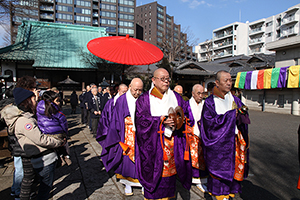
[96,84,128,166]
[186,84,208,192]
[200,70,250,200]
[102,78,143,196]
[174,85,189,101]
[87,87,103,138]
[135,68,192,199]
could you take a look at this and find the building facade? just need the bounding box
[10,0,136,43]
[135,2,196,62]
[195,3,300,62]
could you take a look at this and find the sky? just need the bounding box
[1,0,300,47]
[136,0,300,45]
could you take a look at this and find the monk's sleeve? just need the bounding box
[135,93,164,193]
[103,102,123,172]
[200,97,237,181]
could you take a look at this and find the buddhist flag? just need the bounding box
[257,69,265,89]
[244,71,252,90]
[251,70,258,90]
[278,66,289,88]
[287,65,300,88]
[235,72,241,88]
[238,72,247,89]
[271,68,280,88]
[263,69,273,89]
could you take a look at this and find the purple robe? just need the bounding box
[186,101,209,179]
[200,94,249,195]
[135,91,192,199]
[244,71,252,90]
[96,97,114,169]
[101,94,137,178]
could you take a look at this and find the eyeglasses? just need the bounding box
[154,77,171,82]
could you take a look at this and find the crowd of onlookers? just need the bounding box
[0,76,69,200]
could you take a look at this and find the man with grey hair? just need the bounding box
[102,78,143,196]
[187,84,208,192]
[200,70,250,200]
[87,87,103,137]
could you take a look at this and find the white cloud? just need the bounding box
[180,0,189,2]
[188,0,208,9]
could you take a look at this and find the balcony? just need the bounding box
[93,5,98,10]
[282,15,297,25]
[249,27,264,35]
[249,37,263,45]
[93,20,98,25]
[40,0,54,3]
[40,6,54,12]
[282,28,297,37]
[214,41,233,50]
[40,14,54,19]
[250,48,262,54]
[93,13,98,17]
[213,30,233,40]
[215,50,232,58]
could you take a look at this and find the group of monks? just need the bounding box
[96,68,250,200]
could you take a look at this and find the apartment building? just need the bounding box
[195,3,300,62]
[135,2,196,62]
[10,0,136,43]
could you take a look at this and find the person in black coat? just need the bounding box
[87,87,103,137]
[70,91,78,114]
[79,89,86,125]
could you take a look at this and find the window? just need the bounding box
[101,18,116,25]
[56,13,73,20]
[157,19,163,25]
[157,13,163,19]
[119,13,134,20]
[101,4,116,10]
[149,24,151,28]
[119,0,134,6]
[4,70,13,82]
[266,32,272,37]
[101,11,116,18]
[56,0,73,4]
[75,7,91,15]
[15,7,38,16]
[102,0,116,2]
[266,21,273,27]
[167,17,172,23]
[149,30,151,34]
[157,25,164,31]
[157,32,162,37]
[119,21,134,27]
[75,15,90,22]
[101,26,116,33]
[119,6,134,13]
[118,28,134,34]
[20,0,39,7]
[157,6,163,13]
[57,5,72,12]
[75,0,91,7]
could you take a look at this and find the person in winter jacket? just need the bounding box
[36,90,71,166]
[1,85,64,200]
[70,90,78,114]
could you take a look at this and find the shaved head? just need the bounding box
[129,78,143,99]
[174,85,183,95]
[152,68,170,94]
[192,84,204,104]
[118,84,128,96]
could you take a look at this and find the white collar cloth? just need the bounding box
[126,90,137,131]
[213,92,238,134]
[149,87,178,138]
[189,97,203,137]
[113,93,120,106]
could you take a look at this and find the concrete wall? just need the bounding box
[242,88,300,115]
[275,47,300,67]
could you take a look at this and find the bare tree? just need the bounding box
[203,39,214,62]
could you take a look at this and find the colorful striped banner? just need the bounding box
[263,69,273,89]
[238,72,247,89]
[270,68,280,88]
[257,70,265,89]
[235,72,241,88]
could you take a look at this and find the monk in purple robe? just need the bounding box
[200,70,250,200]
[96,84,128,170]
[186,84,208,192]
[102,78,143,196]
[135,68,192,199]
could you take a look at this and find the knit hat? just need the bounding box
[13,87,35,106]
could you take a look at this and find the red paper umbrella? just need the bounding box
[87,34,163,65]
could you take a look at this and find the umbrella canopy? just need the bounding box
[58,76,80,85]
[87,34,164,65]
